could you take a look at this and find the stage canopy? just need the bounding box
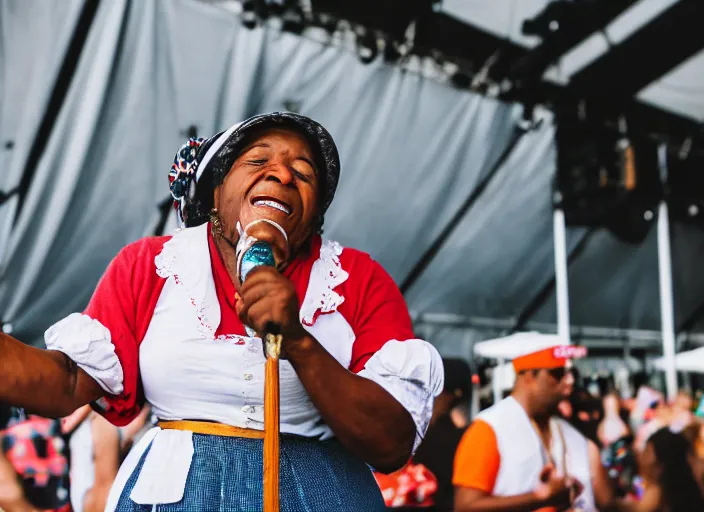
[1,0,703,361]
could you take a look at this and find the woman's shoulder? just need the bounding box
[100,235,174,284]
[118,235,173,261]
[336,243,395,287]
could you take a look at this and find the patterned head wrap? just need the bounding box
[168,112,341,228]
[169,137,205,219]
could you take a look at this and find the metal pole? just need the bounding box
[467,332,480,419]
[553,208,571,343]
[657,143,677,402]
[493,359,504,405]
[471,377,480,419]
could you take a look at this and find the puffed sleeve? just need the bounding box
[44,237,168,426]
[340,252,444,451]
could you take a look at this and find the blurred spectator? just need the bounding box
[695,393,704,419]
[0,448,37,512]
[412,358,471,510]
[593,392,637,498]
[681,422,704,495]
[599,393,630,448]
[0,407,70,512]
[602,435,638,499]
[70,405,152,512]
[375,358,470,510]
[560,386,603,446]
[630,386,662,435]
[374,463,438,509]
[670,391,694,433]
[617,427,704,511]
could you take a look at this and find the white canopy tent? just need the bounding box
[654,347,704,374]
[474,331,567,360]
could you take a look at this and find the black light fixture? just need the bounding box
[241,0,268,29]
[267,0,285,17]
[450,70,471,89]
[241,0,258,29]
[555,106,661,244]
[522,0,574,39]
[281,0,305,34]
[356,29,378,64]
[315,12,338,36]
[383,38,403,64]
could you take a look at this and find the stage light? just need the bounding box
[242,0,258,29]
[315,12,338,36]
[241,0,269,29]
[267,0,285,17]
[383,39,402,64]
[522,0,571,39]
[281,0,305,34]
[356,30,378,64]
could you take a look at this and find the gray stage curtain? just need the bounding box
[404,119,586,320]
[0,0,84,274]
[0,0,236,341]
[532,222,704,332]
[2,0,704,355]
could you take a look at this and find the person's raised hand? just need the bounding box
[533,464,583,510]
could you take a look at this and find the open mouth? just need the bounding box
[251,196,292,216]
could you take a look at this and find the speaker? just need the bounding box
[554,112,661,244]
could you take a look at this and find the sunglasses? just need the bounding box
[546,367,570,381]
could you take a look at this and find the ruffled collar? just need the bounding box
[155,223,348,338]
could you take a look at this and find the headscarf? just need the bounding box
[168,112,341,228]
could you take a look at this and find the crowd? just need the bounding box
[377,358,704,511]
[2,357,704,511]
[0,405,151,512]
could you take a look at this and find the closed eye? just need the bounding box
[248,159,268,165]
[293,169,312,182]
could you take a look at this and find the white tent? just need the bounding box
[474,331,567,361]
[653,347,704,374]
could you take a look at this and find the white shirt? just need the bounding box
[46,223,444,507]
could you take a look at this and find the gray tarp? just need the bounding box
[1,0,703,357]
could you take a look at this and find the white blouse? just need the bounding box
[46,223,444,507]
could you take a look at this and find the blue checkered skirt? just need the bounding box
[114,433,385,511]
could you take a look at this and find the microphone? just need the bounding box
[240,241,276,281]
[239,241,280,335]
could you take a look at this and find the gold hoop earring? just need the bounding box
[209,208,223,239]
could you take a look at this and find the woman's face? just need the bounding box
[214,127,320,254]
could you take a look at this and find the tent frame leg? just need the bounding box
[657,143,677,402]
[553,208,571,343]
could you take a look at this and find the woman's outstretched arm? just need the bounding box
[0,332,103,418]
